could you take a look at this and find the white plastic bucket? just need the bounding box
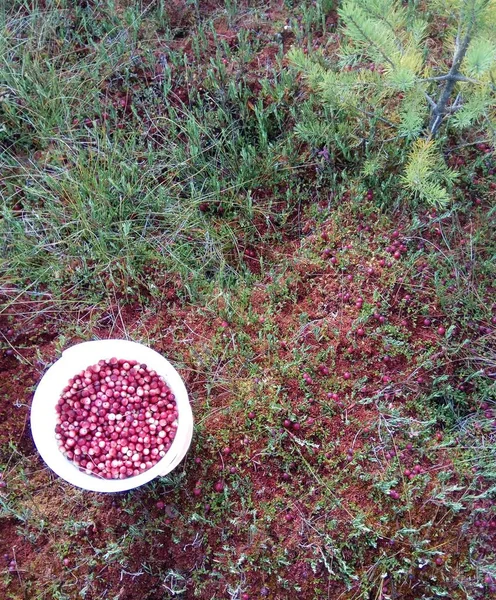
[30,340,193,492]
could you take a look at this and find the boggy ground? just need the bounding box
[1,197,495,599]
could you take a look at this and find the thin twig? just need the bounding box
[422,74,478,84]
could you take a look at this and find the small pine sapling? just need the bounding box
[289,0,496,207]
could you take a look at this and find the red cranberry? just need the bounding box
[56,359,178,480]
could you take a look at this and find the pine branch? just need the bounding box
[359,4,403,49]
[422,73,479,84]
[345,14,395,68]
[425,93,436,109]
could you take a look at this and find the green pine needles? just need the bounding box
[289,0,496,207]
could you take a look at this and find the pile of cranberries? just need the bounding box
[55,358,178,479]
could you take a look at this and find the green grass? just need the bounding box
[1,0,308,316]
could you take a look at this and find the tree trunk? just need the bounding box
[429,28,473,136]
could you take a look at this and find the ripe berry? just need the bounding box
[55,359,178,479]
